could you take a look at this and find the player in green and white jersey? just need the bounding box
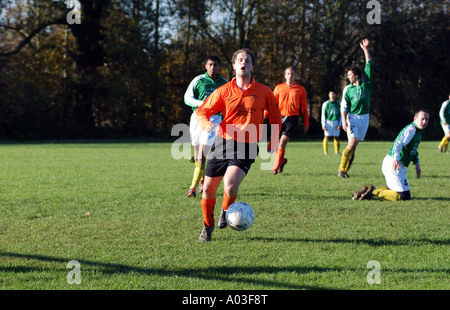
[184,56,228,198]
[438,94,450,153]
[354,109,429,201]
[338,38,373,178]
[321,91,341,155]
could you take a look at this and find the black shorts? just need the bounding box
[281,115,299,137]
[205,136,259,177]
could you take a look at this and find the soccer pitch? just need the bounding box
[0,141,448,290]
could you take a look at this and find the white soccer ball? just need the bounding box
[226,202,254,231]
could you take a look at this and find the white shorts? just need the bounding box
[346,113,369,141]
[382,155,410,192]
[442,124,450,134]
[189,112,222,146]
[324,120,340,137]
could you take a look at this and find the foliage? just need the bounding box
[0,0,448,139]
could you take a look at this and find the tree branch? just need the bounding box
[0,16,67,57]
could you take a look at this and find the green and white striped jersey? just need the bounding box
[387,122,423,167]
[341,60,374,115]
[439,99,450,124]
[184,73,228,111]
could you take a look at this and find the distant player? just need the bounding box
[321,91,341,155]
[354,109,429,201]
[338,38,373,178]
[195,48,281,242]
[438,94,450,153]
[184,56,228,198]
[271,66,309,174]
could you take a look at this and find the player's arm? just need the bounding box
[360,38,371,63]
[337,101,342,129]
[184,76,204,108]
[195,90,224,132]
[391,125,416,170]
[321,101,327,130]
[415,163,421,178]
[266,92,282,153]
[411,151,421,178]
[300,88,309,133]
[340,86,350,132]
[439,101,449,125]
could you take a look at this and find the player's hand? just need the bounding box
[392,160,401,172]
[267,141,273,153]
[415,164,421,178]
[342,121,347,132]
[206,122,217,133]
[360,38,369,49]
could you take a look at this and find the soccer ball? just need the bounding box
[226,202,254,231]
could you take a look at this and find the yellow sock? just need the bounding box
[377,189,402,201]
[200,161,206,181]
[323,137,329,154]
[444,137,449,152]
[439,136,448,148]
[373,186,389,196]
[345,150,355,171]
[339,148,352,172]
[334,138,340,154]
[190,161,202,189]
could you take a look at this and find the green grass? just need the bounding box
[0,141,448,290]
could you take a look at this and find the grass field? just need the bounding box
[0,140,448,292]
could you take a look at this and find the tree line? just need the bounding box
[0,0,448,140]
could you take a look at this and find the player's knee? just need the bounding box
[399,190,411,200]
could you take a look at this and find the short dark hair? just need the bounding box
[285,66,295,73]
[348,66,363,80]
[231,48,256,66]
[414,108,429,116]
[206,55,220,66]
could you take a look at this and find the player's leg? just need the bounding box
[188,144,201,197]
[217,164,248,229]
[188,114,202,197]
[338,138,357,177]
[199,175,223,242]
[323,135,329,155]
[333,137,340,155]
[439,125,450,152]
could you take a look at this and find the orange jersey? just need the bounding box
[273,82,309,127]
[196,77,281,143]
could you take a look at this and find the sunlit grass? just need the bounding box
[0,141,448,290]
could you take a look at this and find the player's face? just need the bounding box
[205,60,219,78]
[233,52,253,77]
[284,68,295,85]
[414,111,429,130]
[347,70,358,83]
[329,91,336,101]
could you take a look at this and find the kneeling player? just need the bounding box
[353,109,429,201]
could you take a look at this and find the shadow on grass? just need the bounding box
[0,251,340,289]
[248,236,450,246]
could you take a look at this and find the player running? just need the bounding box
[338,38,373,178]
[184,56,228,198]
[271,66,309,174]
[195,48,281,242]
[438,94,450,153]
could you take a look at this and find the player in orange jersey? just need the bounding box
[271,67,309,174]
[195,48,282,242]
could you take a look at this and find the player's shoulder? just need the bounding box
[190,74,207,86]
